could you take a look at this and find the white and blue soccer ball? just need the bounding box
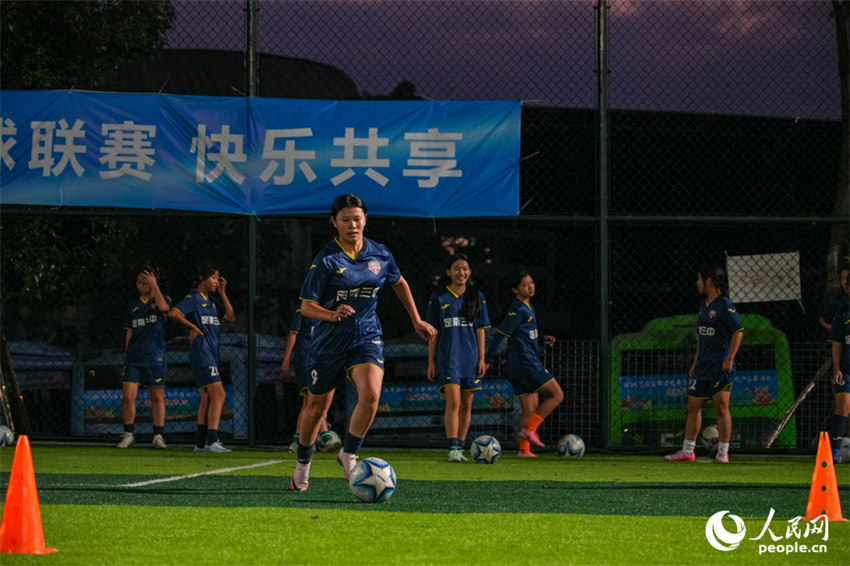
[470,434,501,464]
[0,425,15,447]
[700,425,719,453]
[557,434,585,457]
[349,457,397,503]
[840,437,850,464]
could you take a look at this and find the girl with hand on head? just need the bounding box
[119,265,171,449]
[170,264,236,453]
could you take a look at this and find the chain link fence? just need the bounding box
[1,1,846,453]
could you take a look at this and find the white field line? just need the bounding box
[120,459,283,488]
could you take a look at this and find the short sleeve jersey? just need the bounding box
[822,293,850,327]
[173,290,224,370]
[426,287,491,379]
[828,309,850,374]
[299,237,401,352]
[696,295,744,369]
[124,295,172,366]
[492,298,542,369]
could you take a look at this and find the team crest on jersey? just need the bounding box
[368,260,382,275]
[708,310,717,319]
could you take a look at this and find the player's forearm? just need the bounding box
[393,277,424,325]
[151,284,170,314]
[725,330,744,363]
[834,342,843,372]
[301,299,343,322]
[219,292,236,322]
[168,310,200,333]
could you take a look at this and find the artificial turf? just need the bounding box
[1,445,848,565]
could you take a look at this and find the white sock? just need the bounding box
[683,439,696,454]
[718,442,729,456]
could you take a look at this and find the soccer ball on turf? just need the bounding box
[840,437,850,464]
[557,434,585,457]
[0,425,15,447]
[700,424,719,452]
[470,434,501,464]
[348,457,397,503]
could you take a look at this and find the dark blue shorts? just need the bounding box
[193,365,223,391]
[508,361,555,397]
[834,372,850,396]
[123,365,166,388]
[438,376,482,396]
[688,370,733,399]
[308,339,384,396]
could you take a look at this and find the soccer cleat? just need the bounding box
[152,434,167,449]
[517,450,538,458]
[663,450,695,462]
[193,445,205,452]
[290,461,311,492]
[288,441,298,453]
[519,428,545,448]
[204,441,232,453]
[117,432,135,449]
[448,448,467,462]
[323,433,342,453]
[337,450,358,481]
[833,448,842,465]
[715,452,730,464]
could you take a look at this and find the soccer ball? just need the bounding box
[0,425,15,447]
[470,435,501,464]
[840,437,850,464]
[700,424,719,452]
[348,457,397,503]
[557,434,585,457]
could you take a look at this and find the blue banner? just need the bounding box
[0,91,520,217]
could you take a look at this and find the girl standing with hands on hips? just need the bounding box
[290,194,436,491]
[170,264,236,453]
[426,254,491,462]
[485,270,563,457]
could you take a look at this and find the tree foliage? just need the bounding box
[0,0,175,90]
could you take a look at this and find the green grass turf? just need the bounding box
[1,444,849,565]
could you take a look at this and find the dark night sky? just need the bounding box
[168,0,839,120]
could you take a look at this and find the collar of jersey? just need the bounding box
[335,237,365,260]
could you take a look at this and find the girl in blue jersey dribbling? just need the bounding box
[170,264,236,453]
[290,194,436,491]
[485,270,563,457]
[426,254,491,462]
[665,265,743,464]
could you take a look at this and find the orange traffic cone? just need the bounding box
[0,435,57,554]
[803,431,847,522]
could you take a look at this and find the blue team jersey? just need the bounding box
[822,293,850,327]
[488,298,543,370]
[173,290,224,370]
[289,308,314,373]
[426,286,491,379]
[696,295,744,369]
[299,237,401,353]
[124,295,172,366]
[828,309,850,374]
